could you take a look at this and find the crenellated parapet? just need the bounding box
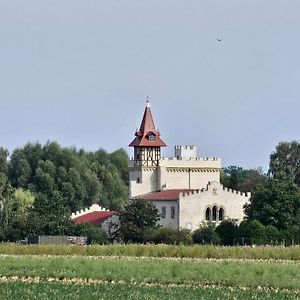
[71,204,110,219]
[179,182,251,198]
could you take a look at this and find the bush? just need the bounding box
[236,220,265,245]
[265,225,280,245]
[192,223,220,245]
[216,219,237,246]
[148,227,192,245]
[75,223,108,245]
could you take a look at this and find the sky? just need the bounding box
[0,1,300,171]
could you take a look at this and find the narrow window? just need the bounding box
[205,207,211,221]
[171,206,175,219]
[219,208,224,221]
[136,177,140,183]
[161,207,166,219]
[212,206,217,221]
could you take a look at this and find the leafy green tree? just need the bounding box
[119,200,160,243]
[110,148,129,184]
[265,225,280,245]
[269,141,300,186]
[245,179,300,230]
[236,220,266,245]
[192,223,220,245]
[221,166,266,193]
[0,147,9,174]
[216,219,237,246]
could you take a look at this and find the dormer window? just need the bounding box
[148,134,155,141]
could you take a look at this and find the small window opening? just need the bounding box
[171,207,175,219]
[161,207,166,219]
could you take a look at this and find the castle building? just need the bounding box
[129,101,251,231]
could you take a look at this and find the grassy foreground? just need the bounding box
[1,245,300,299]
[0,243,300,260]
[0,255,299,290]
[0,281,298,300]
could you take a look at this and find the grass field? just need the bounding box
[0,244,299,299]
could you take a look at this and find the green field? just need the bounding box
[0,245,299,299]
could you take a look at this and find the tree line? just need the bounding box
[1,140,300,245]
[0,142,128,241]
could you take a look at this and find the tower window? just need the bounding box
[148,135,155,141]
[136,177,141,183]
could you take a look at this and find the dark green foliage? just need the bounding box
[221,166,266,193]
[119,200,160,243]
[245,179,300,230]
[216,219,237,246]
[192,223,220,245]
[147,227,192,245]
[2,141,129,238]
[75,223,108,244]
[265,225,280,245]
[269,141,300,186]
[236,220,266,245]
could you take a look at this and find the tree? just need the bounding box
[192,223,220,245]
[119,200,160,243]
[0,147,9,174]
[221,166,266,193]
[244,179,300,230]
[269,141,300,186]
[236,220,266,245]
[216,219,237,246]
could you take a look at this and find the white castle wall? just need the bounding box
[129,168,159,198]
[149,200,179,229]
[179,181,251,231]
[129,156,221,197]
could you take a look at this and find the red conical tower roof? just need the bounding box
[129,101,166,147]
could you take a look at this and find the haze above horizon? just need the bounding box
[1,1,300,171]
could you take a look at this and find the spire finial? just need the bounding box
[146,96,150,107]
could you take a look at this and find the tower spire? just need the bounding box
[129,101,166,166]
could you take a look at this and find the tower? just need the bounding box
[128,100,166,197]
[129,100,166,167]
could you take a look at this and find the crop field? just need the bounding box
[0,245,299,299]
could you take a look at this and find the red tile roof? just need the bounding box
[134,189,199,201]
[72,211,116,225]
[129,104,166,147]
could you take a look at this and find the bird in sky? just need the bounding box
[216,38,222,42]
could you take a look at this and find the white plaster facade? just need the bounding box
[129,148,221,198]
[144,182,250,231]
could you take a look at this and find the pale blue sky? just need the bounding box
[0,1,300,171]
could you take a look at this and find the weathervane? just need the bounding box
[146,96,150,107]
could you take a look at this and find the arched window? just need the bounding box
[205,207,211,221]
[212,206,217,221]
[219,207,224,221]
